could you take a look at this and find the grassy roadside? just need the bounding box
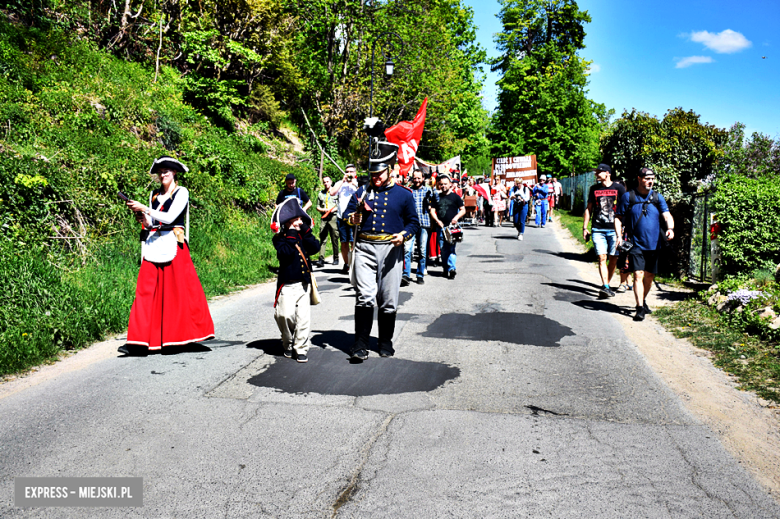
[555,208,594,252]
[655,299,780,405]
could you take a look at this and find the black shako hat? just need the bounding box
[368,141,399,173]
[149,156,189,174]
[270,197,312,233]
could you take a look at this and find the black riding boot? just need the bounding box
[377,311,397,357]
[351,306,374,360]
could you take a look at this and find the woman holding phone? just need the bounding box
[121,156,214,353]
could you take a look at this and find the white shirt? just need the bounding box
[336,182,358,218]
[148,186,189,225]
[554,181,562,196]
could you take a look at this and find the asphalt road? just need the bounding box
[2,221,779,518]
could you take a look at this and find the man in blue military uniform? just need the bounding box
[343,141,420,360]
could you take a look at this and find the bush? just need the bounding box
[712,174,780,275]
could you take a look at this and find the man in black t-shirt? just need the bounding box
[583,164,626,298]
[275,173,312,211]
[430,174,465,280]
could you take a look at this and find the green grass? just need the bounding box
[655,299,780,404]
[0,20,328,376]
[556,208,594,252]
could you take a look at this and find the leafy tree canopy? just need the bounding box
[489,0,606,177]
[600,108,728,202]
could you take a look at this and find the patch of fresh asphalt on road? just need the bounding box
[2,223,779,517]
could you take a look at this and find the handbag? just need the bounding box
[142,229,178,263]
[295,244,321,305]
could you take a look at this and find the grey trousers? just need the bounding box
[274,282,311,355]
[353,240,403,312]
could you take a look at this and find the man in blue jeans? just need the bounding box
[533,174,550,227]
[403,169,438,285]
[430,174,465,280]
[583,164,626,298]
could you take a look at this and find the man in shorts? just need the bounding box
[616,167,675,321]
[330,164,359,273]
[583,164,625,298]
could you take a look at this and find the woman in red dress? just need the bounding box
[121,156,214,353]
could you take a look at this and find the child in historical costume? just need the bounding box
[271,197,320,363]
[121,156,214,354]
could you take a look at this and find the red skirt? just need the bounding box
[126,242,215,350]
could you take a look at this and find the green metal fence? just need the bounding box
[559,171,595,214]
[688,193,712,282]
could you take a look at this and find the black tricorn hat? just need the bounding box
[368,141,399,173]
[270,197,312,233]
[149,156,189,174]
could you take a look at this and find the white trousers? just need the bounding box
[274,282,311,355]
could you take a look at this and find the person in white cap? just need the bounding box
[532,174,550,228]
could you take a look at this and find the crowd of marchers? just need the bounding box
[118,152,673,364]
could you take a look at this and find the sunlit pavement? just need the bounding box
[1,221,778,518]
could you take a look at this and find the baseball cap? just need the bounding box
[596,163,611,173]
[285,173,296,181]
[539,174,547,181]
[638,167,655,177]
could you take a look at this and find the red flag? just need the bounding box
[384,98,427,177]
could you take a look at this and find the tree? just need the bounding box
[489,0,604,177]
[600,108,728,201]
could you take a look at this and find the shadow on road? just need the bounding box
[533,249,593,263]
[247,338,285,356]
[422,312,572,347]
[572,300,632,316]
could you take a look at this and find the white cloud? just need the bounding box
[587,63,601,74]
[676,56,715,68]
[689,29,752,54]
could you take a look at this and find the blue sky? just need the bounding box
[465,0,780,138]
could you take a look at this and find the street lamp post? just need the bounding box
[368,41,394,158]
[369,42,394,118]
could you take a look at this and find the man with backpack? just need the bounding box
[276,173,312,212]
[615,167,675,322]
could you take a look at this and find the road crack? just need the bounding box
[331,413,395,517]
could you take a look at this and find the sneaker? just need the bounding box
[598,287,613,299]
[615,284,627,294]
[417,278,425,285]
[296,354,308,363]
[315,258,325,268]
[448,269,457,280]
[351,349,368,360]
[401,276,412,287]
[633,306,646,321]
[517,233,522,240]
[332,258,340,265]
[283,348,293,358]
[607,287,616,297]
[643,301,653,315]
[379,350,393,358]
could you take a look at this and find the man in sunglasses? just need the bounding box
[615,167,675,322]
